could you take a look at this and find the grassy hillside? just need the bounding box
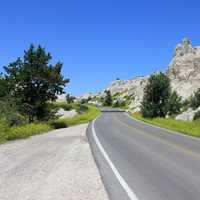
[131,112,200,137]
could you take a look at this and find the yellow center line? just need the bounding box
[114,115,200,160]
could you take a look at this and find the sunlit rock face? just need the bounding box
[168,38,200,99]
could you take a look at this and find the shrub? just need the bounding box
[0,120,9,143]
[75,104,89,113]
[113,99,126,108]
[50,121,68,129]
[80,99,88,104]
[7,123,52,140]
[167,91,182,116]
[66,94,75,103]
[5,113,28,126]
[51,102,72,111]
[103,90,112,106]
[190,89,200,109]
[193,110,200,121]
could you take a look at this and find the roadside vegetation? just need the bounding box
[132,112,200,137]
[0,45,100,144]
[131,72,200,137]
[56,105,100,126]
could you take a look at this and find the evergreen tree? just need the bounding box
[103,90,112,106]
[167,91,182,116]
[4,44,69,122]
[66,93,75,103]
[190,88,200,109]
[141,72,171,118]
[0,75,9,98]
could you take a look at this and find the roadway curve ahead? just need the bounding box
[87,110,200,200]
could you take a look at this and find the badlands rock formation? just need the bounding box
[168,38,200,99]
[82,38,200,113]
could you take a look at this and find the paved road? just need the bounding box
[87,111,200,200]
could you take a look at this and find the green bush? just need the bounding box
[190,89,200,109]
[5,113,28,126]
[193,110,200,121]
[113,100,126,108]
[52,102,73,111]
[7,123,52,140]
[103,90,112,106]
[0,120,9,143]
[50,121,68,129]
[74,104,89,113]
[167,91,182,116]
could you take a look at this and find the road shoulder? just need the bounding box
[0,123,108,200]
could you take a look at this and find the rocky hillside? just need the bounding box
[168,38,200,99]
[81,38,200,112]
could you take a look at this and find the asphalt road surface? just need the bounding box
[87,110,200,200]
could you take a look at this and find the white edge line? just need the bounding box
[125,112,200,142]
[92,116,139,200]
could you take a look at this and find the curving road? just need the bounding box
[87,110,200,200]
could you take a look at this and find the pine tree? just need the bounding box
[103,90,112,106]
[141,72,171,118]
[4,44,69,122]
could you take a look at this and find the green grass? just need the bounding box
[0,104,100,144]
[131,112,200,137]
[0,122,52,144]
[57,105,100,126]
[51,102,88,113]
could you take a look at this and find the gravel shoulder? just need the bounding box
[0,123,108,200]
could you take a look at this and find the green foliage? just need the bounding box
[141,72,171,118]
[0,76,9,97]
[7,123,52,140]
[4,44,69,122]
[167,91,182,116]
[80,99,88,104]
[66,94,75,104]
[0,120,9,143]
[132,112,200,137]
[74,104,89,114]
[52,102,88,114]
[193,110,200,121]
[52,102,73,111]
[50,121,68,129]
[0,96,18,117]
[113,99,126,108]
[190,89,200,109]
[103,90,113,106]
[182,98,191,111]
[6,113,28,126]
[57,105,100,126]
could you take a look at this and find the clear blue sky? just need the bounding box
[0,0,200,96]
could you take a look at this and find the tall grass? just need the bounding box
[0,121,52,143]
[7,123,52,140]
[57,105,100,126]
[0,104,100,144]
[132,112,200,137]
